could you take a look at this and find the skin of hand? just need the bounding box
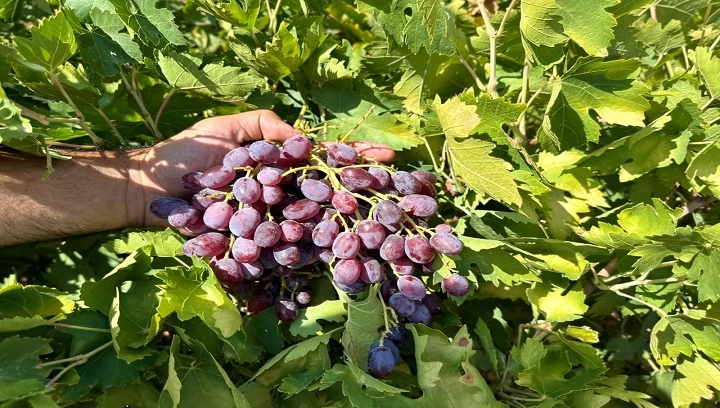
[0,110,395,246]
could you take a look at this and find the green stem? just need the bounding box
[47,322,110,333]
[49,73,104,146]
[38,340,113,369]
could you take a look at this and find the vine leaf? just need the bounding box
[341,285,384,370]
[0,336,53,402]
[13,11,77,71]
[526,281,588,322]
[289,299,346,337]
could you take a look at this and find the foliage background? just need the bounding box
[2,0,720,407]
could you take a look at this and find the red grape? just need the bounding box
[254,221,281,248]
[312,220,340,247]
[257,167,285,186]
[398,194,438,217]
[405,235,435,264]
[435,224,453,233]
[223,147,254,168]
[397,275,426,300]
[391,171,421,195]
[374,200,403,226]
[275,298,299,323]
[282,199,320,220]
[390,257,415,275]
[211,258,243,286]
[231,237,261,263]
[368,168,390,189]
[327,143,357,165]
[239,261,264,280]
[260,186,283,205]
[229,208,261,238]
[181,172,204,192]
[168,205,200,228]
[248,141,281,164]
[332,232,362,259]
[199,165,236,189]
[356,220,386,250]
[331,191,359,214]
[233,177,262,204]
[333,259,362,285]
[359,258,383,283]
[246,289,274,314]
[389,293,415,316]
[301,179,333,202]
[282,134,312,160]
[273,242,301,266]
[380,235,405,261]
[183,233,229,258]
[442,273,469,297]
[203,202,233,230]
[429,232,463,255]
[340,168,374,191]
[279,220,303,242]
[150,197,188,218]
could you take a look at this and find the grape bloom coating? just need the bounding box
[148,133,467,378]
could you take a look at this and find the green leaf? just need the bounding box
[565,326,600,343]
[107,0,186,47]
[13,11,77,71]
[319,362,406,406]
[432,95,480,140]
[468,93,526,142]
[76,9,143,77]
[519,0,566,66]
[341,285,384,370]
[0,283,74,319]
[0,336,52,402]
[651,314,720,366]
[551,0,618,57]
[81,251,153,314]
[191,0,261,29]
[474,318,501,374]
[447,136,522,206]
[377,0,458,56]
[526,281,588,322]
[96,382,160,408]
[110,280,162,362]
[671,356,720,407]
[686,139,720,197]
[0,87,32,142]
[289,299,346,337]
[696,47,720,99]
[112,230,185,257]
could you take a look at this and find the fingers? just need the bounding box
[190,110,298,144]
[319,141,395,163]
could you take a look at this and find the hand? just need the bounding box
[132,110,395,226]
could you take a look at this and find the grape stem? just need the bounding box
[39,340,114,388]
[225,235,236,259]
[377,285,393,344]
[47,322,111,333]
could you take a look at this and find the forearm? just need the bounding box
[0,148,149,246]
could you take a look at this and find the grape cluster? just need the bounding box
[149,134,469,376]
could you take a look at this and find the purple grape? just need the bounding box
[294,170,319,189]
[422,294,444,316]
[183,233,229,258]
[435,224,453,233]
[229,208,261,238]
[211,258,243,286]
[419,181,436,197]
[368,168,390,189]
[199,165,236,189]
[150,197,188,219]
[168,205,200,228]
[280,220,303,242]
[247,289,274,314]
[233,177,262,204]
[429,232,463,255]
[257,167,284,186]
[282,199,320,221]
[295,290,311,307]
[273,242,301,266]
[258,248,280,269]
[367,347,395,378]
[374,200,403,226]
[405,236,435,264]
[407,302,431,325]
[327,143,357,166]
[192,188,228,210]
[340,168,375,191]
[248,141,281,164]
[274,265,293,277]
[397,275,426,300]
[331,191,359,214]
[223,147,254,168]
[239,261,264,280]
[332,232,362,259]
[333,259,362,285]
[282,134,312,160]
[385,326,410,348]
[411,170,437,185]
[390,257,415,275]
[231,237,261,263]
[389,293,416,317]
[300,220,317,242]
[391,171,421,195]
[275,298,299,323]
[315,246,334,263]
[360,258,383,283]
[356,220,386,250]
[371,340,400,363]
[335,280,366,294]
[286,274,309,291]
[380,235,405,261]
[301,179,333,202]
[185,218,210,234]
[398,195,438,218]
[181,172,204,192]
[203,202,233,230]
[260,186,284,205]
[380,280,398,301]
[312,220,340,247]
[442,273,470,297]
[254,221,281,248]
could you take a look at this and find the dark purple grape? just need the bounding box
[231,237,261,263]
[398,195,438,218]
[333,259,362,285]
[370,340,400,363]
[248,141,281,164]
[258,248,280,269]
[181,172,204,192]
[229,281,251,298]
[331,191,358,214]
[397,275,426,300]
[247,289,274,314]
[332,232,362,259]
[168,205,200,228]
[295,290,311,307]
[340,168,374,191]
[300,220,317,242]
[282,134,312,160]
[183,233,229,258]
[442,273,470,297]
[288,242,314,269]
[390,257,415,276]
[315,246,334,263]
[356,220,386,250]
[419,180,436,197]
[327,143,358,166]
[192,188,228,210]
[260,186,283,205]
[203,202,233,230]
[421,294,444,316]
[257,167,284,186]
[199,165,236,189]
[389,293,416,317]
[283,199,320,221]
[280,220,303,242]
[429,232,463,255]
[335,280,366,294]
[391,171,422,195]
[380,280,398,301]
[385,326,410,348]
[374,200,403,226]
[435,224,453,234]
[273,242,301,266]
[211,258,243,286]
[407,302,431,325]
[367,347,395,378]
[286,274,309,292]
[229,208,261,238]
[224,147,254,168]
[233,177,262,204]
[274,265,293,277]
[405,236,435,264]
[360,258,383,283]
[254,221,281,248]
[240,261,264,280]
[380,235,405,261]
[411,170,437,185]
[301,179,333,202]
[368,168,390,189]
[150,197,188,219]
[312,220,340,247]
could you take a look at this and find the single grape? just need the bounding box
[282,199,320,221]
[380,280,398,301]
[367,347,395,378]
[334,280,366,294]
[331,191,359,214]
[315,246,334,263]
[168,205,200,228]
[239,261,264,280]
[421,294,445,316]
[254,221,281,248]
[340,168,375,191]
[385,326,411,348]
[273,242,301,266]
[295,290,312,307]
[282,134,312,160]
[442,273,470,297]
[380,235,405,261]
[288,242,314,269]
[356,220,386,250]
[370,340,400,363]
[233,177,262,204]
[374,200,403,226]
[246,289,274,314]
[257,167,285,186]
[275,298,299,323]
[360,258,384,283]
[228,208,261,238]
[294,170,319,189]
[435,224,453,234]
[406,302,432,325]
[231,237,261,263]
[405,235,435,264]
[332,232,362,259]
[333,259,362,285]
[192,188,228,210]
[312,220,340,247]
[248,141,281,164]
[185,218,210,234]
[150,197,188,219]
[389,293,416,317]
[429,232,463,255]
[223,146,254,168]
[419,180,437,197]
[203,202,233,230]
[368,168,391,189]
[300,220,317,242]
[183,233,229,258]
[229,281,251,299]
[258,248,280,269]
[398,194,438,218]
[326,156,340,168]
[181,172,204,192]
[211,258,243,286]
[199,165,236,189]
[301,179,333,202]
[286,274,309,292]
[260,186,284,205]
[327,143,358,166]
[279,220,303,242]
[397,275,426,300]
[391,171,422,195]
[390,257,415,276]
[411,170,437,185]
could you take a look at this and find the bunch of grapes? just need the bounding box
[149,133,469,378]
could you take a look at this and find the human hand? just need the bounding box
[131,110,395,226]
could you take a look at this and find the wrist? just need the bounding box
[126,148,154,228]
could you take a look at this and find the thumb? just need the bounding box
[190,110,298,144]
